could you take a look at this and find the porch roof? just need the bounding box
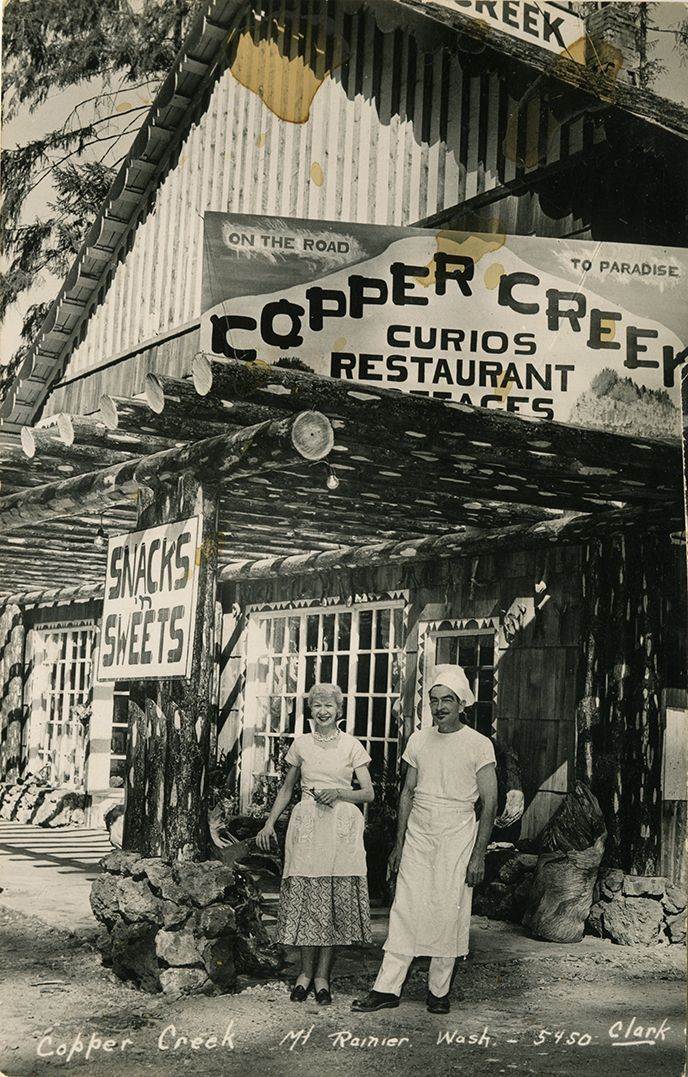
[0,358,682,601]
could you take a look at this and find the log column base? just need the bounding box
[90,852,284,994]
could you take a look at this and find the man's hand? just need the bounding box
[465,848,486,888]
[494,789,525,828]
[387,844,403,880]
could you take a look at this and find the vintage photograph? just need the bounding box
[0,1,686,1074]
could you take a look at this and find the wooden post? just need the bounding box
[0,603,26,782]
[117,410,333,860]
[122,472,220,861]
[576,530,671,873]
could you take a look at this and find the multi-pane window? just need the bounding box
[242,601,404,809]
[434,630,495,736]
[33,626,96,787]
[110,690,129,785]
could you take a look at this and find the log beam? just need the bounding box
[0,582,103,606]
[98,393,244,443]
[219,506,670,582]
[193,357,681,507]
[23,417,182,459]
[228,473,552,529]
[0,413,334,533]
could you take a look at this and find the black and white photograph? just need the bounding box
[0,2,686,1074]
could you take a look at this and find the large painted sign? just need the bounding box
[201,213,686,436]
[420,0,585,57]
[96,518,200,681]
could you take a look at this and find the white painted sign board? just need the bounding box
[96,517,201,681]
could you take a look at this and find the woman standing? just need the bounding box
[256,683,374,1005]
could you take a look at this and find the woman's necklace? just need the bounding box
[313,727,339,742]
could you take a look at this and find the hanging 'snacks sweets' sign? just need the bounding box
[201,213,686,435]
[96,518,200,681]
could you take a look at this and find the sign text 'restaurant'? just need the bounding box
[201,214,686,433]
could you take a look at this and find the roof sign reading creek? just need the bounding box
[421,1,586,56]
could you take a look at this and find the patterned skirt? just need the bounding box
[276,875,373,946]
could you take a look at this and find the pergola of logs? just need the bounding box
[0,355,683,600]
[0,355,683,859]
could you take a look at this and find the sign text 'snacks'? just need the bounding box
[96,518,200,682]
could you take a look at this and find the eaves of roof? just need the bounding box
[2,0,687,431]
[1,0,249,430]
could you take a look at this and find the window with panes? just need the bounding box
[109,689,130,785]
[242,600,404,808]
[33,625,96,787]
[434,630,495,736]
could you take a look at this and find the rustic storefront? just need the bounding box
[1,0,686,983]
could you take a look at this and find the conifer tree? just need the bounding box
[1,0,204,391]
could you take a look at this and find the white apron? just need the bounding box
[283,794,367,878]
[384,792,478,958]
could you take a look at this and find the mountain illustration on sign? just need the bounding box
[570,368,679,439]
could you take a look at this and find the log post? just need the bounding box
[576,530,671,873]
[122,472,220,861]
[0,603,26,782]
[117,410,333,860]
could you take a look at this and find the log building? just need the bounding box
[0,0,686,882]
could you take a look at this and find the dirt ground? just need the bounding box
[0,905,685,1077]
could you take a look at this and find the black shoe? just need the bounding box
[290,981,313,1002]
[351,990,400,1012]
[315,986,332,1006]
[426,990,450,1014]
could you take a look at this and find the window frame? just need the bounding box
[416,616,502,735]
[239,593,408,810]
[28,622,97,788]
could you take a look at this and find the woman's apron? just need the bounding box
[384,792,478,957]
[283,794,367,878]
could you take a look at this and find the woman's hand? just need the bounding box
[255,822,277,851]
[312,788,340,807]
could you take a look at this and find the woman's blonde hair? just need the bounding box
[307,682,344,716]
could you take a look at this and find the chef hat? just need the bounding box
[427,664,475,707]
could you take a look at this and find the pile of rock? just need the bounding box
[0,778,86,827]
[472,844,538,923]
[90,851,283,995]
[586,870,686,945]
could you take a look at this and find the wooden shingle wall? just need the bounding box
[227,543,582,839]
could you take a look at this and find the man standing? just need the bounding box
[352,665,498,1014]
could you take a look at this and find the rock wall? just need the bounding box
[90,852,284,995]
[0,778,86,827]
[474,849,686,949]
[586,870,686,946]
